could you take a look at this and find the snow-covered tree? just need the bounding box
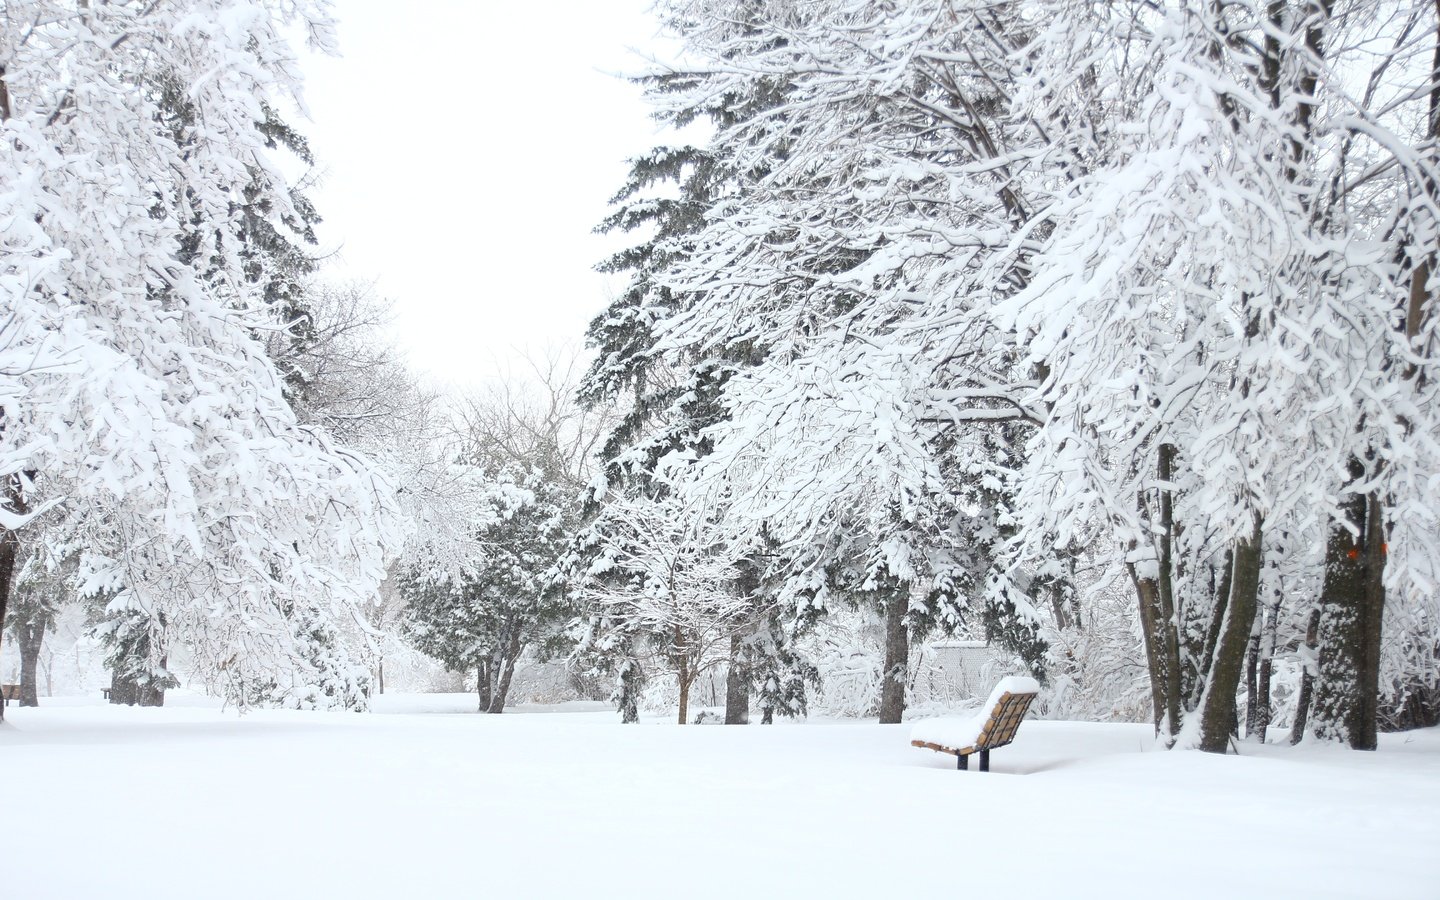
[600,0,1440,747]
[0,1,404,713]
[400,470,573,713]
[571,492,754,724]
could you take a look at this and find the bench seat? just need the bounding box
[910,675,1040,771]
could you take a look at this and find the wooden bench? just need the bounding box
[0,683,20,708]
[910,676,1040,771]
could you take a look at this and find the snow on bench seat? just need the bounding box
[910,676,1040,771]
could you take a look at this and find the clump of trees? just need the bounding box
[568,0,1440,746]
[0,2,474,715]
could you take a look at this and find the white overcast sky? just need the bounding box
[295,1,672,388]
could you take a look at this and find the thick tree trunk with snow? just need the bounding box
[878,589,908,725]
[618,657,642,724]
[1314,488,1386,750]
[1244,609,1263,737]
[16,609,50,707]
[487,631,523,714]
[1130,446,1186,741]
[476,661,492,713]
[1131,571,1168,736]
[1250,597,1280,742]
[1198,520,1262,754]
[724,631,750,724]
[1130,562,1182,741]
[1290,607,1321,745]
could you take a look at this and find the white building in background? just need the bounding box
[911,640,1004,706]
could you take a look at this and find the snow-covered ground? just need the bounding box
[3,694,1436,899]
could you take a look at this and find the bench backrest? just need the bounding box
[0,683,21,701]
[974,690,1037,751]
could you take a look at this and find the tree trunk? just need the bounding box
[476,662,491,713]
[488,631,523,714]
[1155,443,1185,731]
[618,657,642,724]
[1196,549,1234,703]
[1313,482,1385,750]
[1251,595,1280,743]
[1198,519,1263,754]
[377,659,385,695]
[677,664,691,725]
[1243,606,1263,737]
[1290,607,1321,745]
[1130,569,1167,735]
[1128,446,1185,742]
[0,476,24,723]
[878,588,908,724]
[724,631,751,724]
[17,609,50,707]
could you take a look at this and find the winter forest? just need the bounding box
[2,1,1438,898]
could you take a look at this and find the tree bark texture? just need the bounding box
[677,667,691,725]
[0,475,23,723]
[1244,608,1263,737]
[16,608,50,707]
[1250,596,1280,742]
[1290,607,1321,745]
[618,657,642,724]
[1127,445,1189,742]
[878,587,908,725]
[1198,520,1263,754]
[724,631,751,724]
[1314,484,1385,750]
[476,661,492,713]
[487,630,523,714]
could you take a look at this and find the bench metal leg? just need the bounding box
[957,752,968,770]
[979,750,990,772]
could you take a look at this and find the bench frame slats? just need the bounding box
[910,688,1038,772]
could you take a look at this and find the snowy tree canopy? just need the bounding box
[0,1,405,707]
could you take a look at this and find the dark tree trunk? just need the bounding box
[724,631,751,724]
[672,624,693,724]
[1314,483,1386,750]
[1251,595,1280,742]
[878,588,908,724]
[677,665,691,725]
[1244,607,1263,737]
[1290,607,1321,745]
[377,659,385,695]
[476,661,491,713]
[0,475,24,723]
[1199,520,1263,754]
[1196,549,1235,702]
[16,609,50,707]
[618,656,642,724]
[1130,569,1168,736]
[487,631,523,714]
[1154,443,1184,730]
[1128,446,1186,742]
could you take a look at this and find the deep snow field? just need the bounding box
[3,694,1436,899]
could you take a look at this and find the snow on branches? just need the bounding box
[0,1,403,708]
